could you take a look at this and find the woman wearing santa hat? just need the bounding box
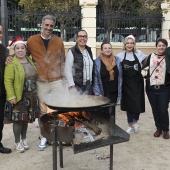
[4,36,39,153]
[116,35,146,134]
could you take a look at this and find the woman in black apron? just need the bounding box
[117,35,146,134]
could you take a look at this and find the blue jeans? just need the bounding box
[146,85,170,131]
[127,112,140,124]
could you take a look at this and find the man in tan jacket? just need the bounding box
[28,15,66,150]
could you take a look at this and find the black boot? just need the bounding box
[0,142,11,154]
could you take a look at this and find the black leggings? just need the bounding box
[13,122,28,143]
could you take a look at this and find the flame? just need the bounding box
[57,111,90,122]
[74,122,84,129]
[57,113,71,122]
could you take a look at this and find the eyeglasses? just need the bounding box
[77,35,88,39]
[126,42,134,45]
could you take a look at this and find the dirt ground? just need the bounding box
[1,93,170,170]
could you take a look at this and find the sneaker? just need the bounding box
[21,139,29,150]
[15,142,25,153]
[133,123,139,133]
[126,127,134,134]
[38,137,47,151]
[34,118,39,128]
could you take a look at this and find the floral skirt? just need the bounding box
[7,91,40,123]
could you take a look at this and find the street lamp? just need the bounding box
[1,0,8,47]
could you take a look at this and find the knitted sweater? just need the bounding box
[27,34,65,82]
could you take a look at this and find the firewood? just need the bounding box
[78,119,102,135]
[57,112,102,135]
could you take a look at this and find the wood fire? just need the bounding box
[57,111,102,135]
[40,111,110,145]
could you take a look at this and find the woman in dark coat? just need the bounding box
[144,39,170,139]
[93,42,122,122]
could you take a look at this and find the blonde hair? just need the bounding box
[122,37,137,52]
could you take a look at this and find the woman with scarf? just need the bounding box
[117,35,146,134]
[93,42,122,122]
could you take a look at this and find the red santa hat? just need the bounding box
[7,36,26,48]
[125,34,135,41]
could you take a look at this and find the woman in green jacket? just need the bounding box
[4,37,39,153]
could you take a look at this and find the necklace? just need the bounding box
[154,53,164,59]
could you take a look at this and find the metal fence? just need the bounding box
[96,10,163,42]
[7,5,81,42]
[1,5,163,43]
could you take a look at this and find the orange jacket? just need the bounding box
[27,34,65,82]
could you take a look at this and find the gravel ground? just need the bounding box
[0,94,170,170]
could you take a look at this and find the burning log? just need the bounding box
[57,112,102,135]
[77,119,102,135]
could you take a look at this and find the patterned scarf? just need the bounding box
[99,53,116,80]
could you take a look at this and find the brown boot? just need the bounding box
[153,129,162,137]
[163,131,169,139]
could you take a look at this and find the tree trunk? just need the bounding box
[60,22,65,40]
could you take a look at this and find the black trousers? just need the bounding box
[0,94,6,147]
[104,91,118,123]
[146,86,170,131]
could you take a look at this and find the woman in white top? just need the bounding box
[144,39,170,139]
[117,35,146,134]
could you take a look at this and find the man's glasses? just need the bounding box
[77,35,88,39]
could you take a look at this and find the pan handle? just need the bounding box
[101,103,117,108]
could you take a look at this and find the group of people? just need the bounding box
[1,14,66,153]
[1,14,170,154]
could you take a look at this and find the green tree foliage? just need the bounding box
[18,0,79,12]
[17,0,80,40]
[7,0,20,6]
[98,0,140,12]
[17,0,80,26]
[137,0,162,13]
[97,0,141,41]
[97,0,164,41]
